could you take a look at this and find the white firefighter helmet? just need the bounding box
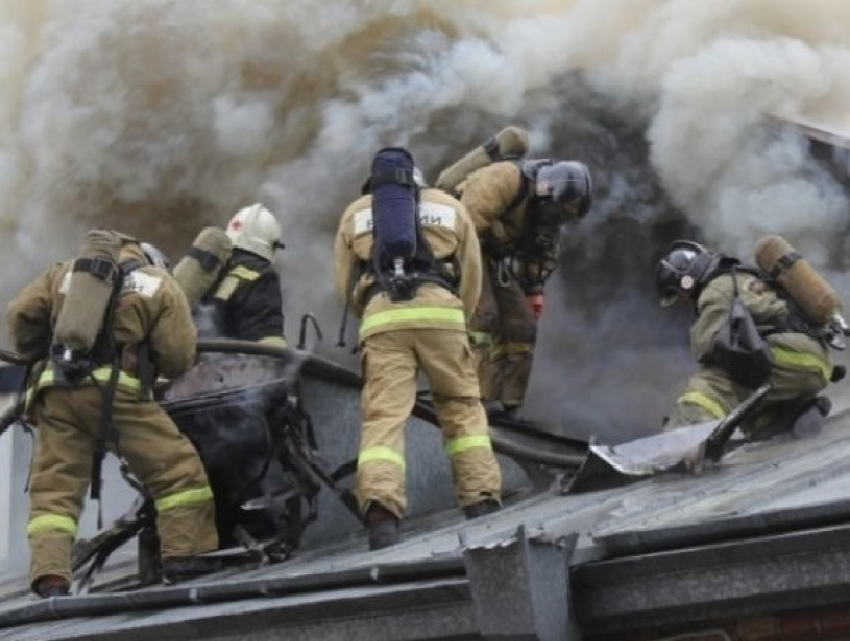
[140,241,170,270]
[225,203,283,261]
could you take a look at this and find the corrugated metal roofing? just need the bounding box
[2,376,850,639]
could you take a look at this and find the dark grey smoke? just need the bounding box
[3,0,850,573]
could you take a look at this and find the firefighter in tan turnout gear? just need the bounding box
[334,147,502,550]
[7,232,218,597]
[656,237,845,438]
[448,156,592,416]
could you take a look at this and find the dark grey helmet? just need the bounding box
[655,239,713,307]
[534,161,593,218]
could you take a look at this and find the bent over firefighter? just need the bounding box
[7,233,218,597]
[453,157,592,415]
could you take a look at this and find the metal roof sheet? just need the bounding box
[3,367,850,639]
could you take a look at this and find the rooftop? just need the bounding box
[2,370,850,640]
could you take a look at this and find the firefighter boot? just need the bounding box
[463,499,502,520]
[791,396,832,439]
[161,556,224,584]
[483,401,518,420]
[365,503,399,551]
[33,574,71,598]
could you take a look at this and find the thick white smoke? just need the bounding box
[3,1,848,288]
[1,0,850,573]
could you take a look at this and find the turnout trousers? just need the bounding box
[355,328,502,519]
[468,258,536,408]
[27,385,218,588]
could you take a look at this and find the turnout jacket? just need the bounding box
[7,243,197,384]
[334,187,482,341]
[692,272,832,383]
[458,161,558,295]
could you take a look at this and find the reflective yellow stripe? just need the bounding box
[155,486,214,512]
[678,391,727,419]
[445,435,492,456]
[468,331,491,347]
[358,446,405,470]
[503,342,533,355]
[213,275,239,301]
[229,266,261,281]
[91,367,140,390]
[32,366,140,399]
[360,307,465,335]
[770,345,831,381]
[257,336,287,346]
[27,514,77,536]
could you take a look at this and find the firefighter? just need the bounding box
[656,239,838,438]
[458,159,592,416]
[334,147,503,550]
[7,236,219,597]
[205,203,287,345]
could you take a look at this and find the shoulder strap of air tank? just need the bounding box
[89,263,128,528]
[505,159,539,213]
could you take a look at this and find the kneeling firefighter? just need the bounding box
[173,203,287,345]
[439,132,593,415]
[334,147,503,550]
[656,236,846,439]
[7,231,218,597]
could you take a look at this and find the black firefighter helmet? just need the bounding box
[655,239,715,307]
[533,160,593,219]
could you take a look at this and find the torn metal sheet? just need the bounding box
[565,385,771,493]
[562,423,719,495]
[588,421,720,477]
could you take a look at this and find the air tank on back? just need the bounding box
[754,234,842,326]
[436,126,530,196]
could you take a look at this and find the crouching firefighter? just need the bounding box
[334,147,503,550]
[173,203,287,345]
[656,236,846,440]
[6,231,218,598]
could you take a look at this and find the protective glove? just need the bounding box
[527,294,544,321]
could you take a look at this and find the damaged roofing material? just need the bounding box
[2,334,850,641]
[566,383,772,493]
[0,337,582,590]
[2,370,850,639]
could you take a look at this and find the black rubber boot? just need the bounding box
[161,556,223,584]
[484,402,519,421]
[463,499,502,520]
[365,504,400,551]
[791,396,832,439]
[33,574,71,598]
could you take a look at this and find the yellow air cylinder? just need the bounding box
[435,126,530,195]
[754,234,842,325]
[52,230,123,355]
[173,227,233,309]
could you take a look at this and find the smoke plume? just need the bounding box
[1,2,849,443]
